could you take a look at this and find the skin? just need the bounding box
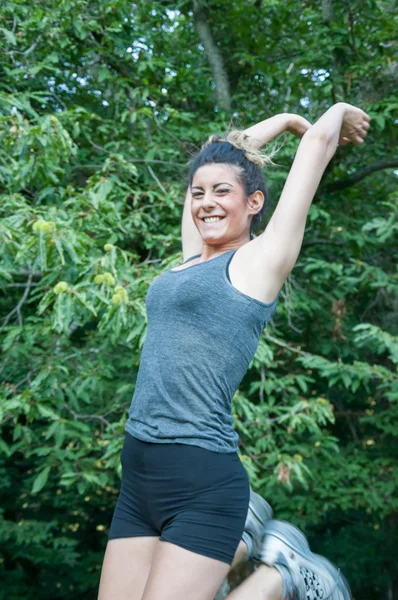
[189,163,263,259]
[182,106,370,275]
[98,105,371,600]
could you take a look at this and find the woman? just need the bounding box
[98,102,370,600]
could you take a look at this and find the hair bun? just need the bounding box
[205,134,223,145]
[202,130,274,169]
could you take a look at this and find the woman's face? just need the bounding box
[191,163,263,246]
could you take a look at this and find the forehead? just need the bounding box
[192,163,241,187]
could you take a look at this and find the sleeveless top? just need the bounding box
[125,248,280,453]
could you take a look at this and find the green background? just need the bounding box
[0,1,397,598]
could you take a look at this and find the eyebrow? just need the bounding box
[191,182,233,190]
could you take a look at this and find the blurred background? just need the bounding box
[0,0,397,598]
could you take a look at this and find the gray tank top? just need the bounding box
[125,249,279,453]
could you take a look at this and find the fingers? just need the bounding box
[341,127,367,145]
[354,113,371,144]
[353,130,367,144]
[362,119,370,129]
[358,126,368,137]
[357,107,371,123]
[339,105,371,146]
[358,121,370,139]
[360,123,370,136]
[362,111,371,123]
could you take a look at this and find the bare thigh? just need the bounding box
[98,536,159,600]
[141,539,230,600]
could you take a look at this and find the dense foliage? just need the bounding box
[0,1,397,598]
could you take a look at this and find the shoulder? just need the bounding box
[229,236,286,304]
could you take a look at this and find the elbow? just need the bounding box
[302,127,332,145]
[300,127,337,158]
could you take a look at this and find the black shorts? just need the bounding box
[109,432,250,565]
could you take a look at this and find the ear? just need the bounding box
[247,190,264,216]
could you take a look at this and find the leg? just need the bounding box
[230,488,274,571]
[98,536,159,600]
[230,540,248,571]
[218,538,284,600]
[225,565,283,600]
[141,539,231,600]
[225,541,284,600]
[97,435,163,599]
[139,443,250,599]
[247,520,352,600]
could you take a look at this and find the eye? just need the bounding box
[217,189,230,194]
[191,192,203,199]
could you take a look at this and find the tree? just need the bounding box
[0,1,397,598]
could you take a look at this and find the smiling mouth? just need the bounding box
[201,216,225,223]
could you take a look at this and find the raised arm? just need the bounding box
[244,113,311,149]
[181,113,311,261]
[256,103,370,287]
[182,188,202,262]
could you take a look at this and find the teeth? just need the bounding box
[203,217,223,223]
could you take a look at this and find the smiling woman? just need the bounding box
[191,164,259,243]
[190,131,270,235]
[99,105,369,600]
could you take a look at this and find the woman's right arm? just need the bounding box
[181,188,203,262]
[244,113,311,148]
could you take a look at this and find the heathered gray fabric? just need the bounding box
[125,248,279,453]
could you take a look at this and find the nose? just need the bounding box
[202,191,217,209]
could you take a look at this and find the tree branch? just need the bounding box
[263,332,311,357]
[192,0,232,111]
[323,158,398,192]
[2,271,33,327]
[63,404,111,429]
[146,165,167,194]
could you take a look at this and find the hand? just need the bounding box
[286,115,312,138]
[339,103,371,145]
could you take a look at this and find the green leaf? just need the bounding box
[31,466,51,494]
[0,28,17,46]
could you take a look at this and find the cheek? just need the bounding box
[191,200,200,214]
[227,198,248,219]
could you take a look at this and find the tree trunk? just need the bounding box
[192,0,232,112]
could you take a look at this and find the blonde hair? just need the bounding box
[202,129,275,169]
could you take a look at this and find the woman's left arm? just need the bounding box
[255,103,370,287]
